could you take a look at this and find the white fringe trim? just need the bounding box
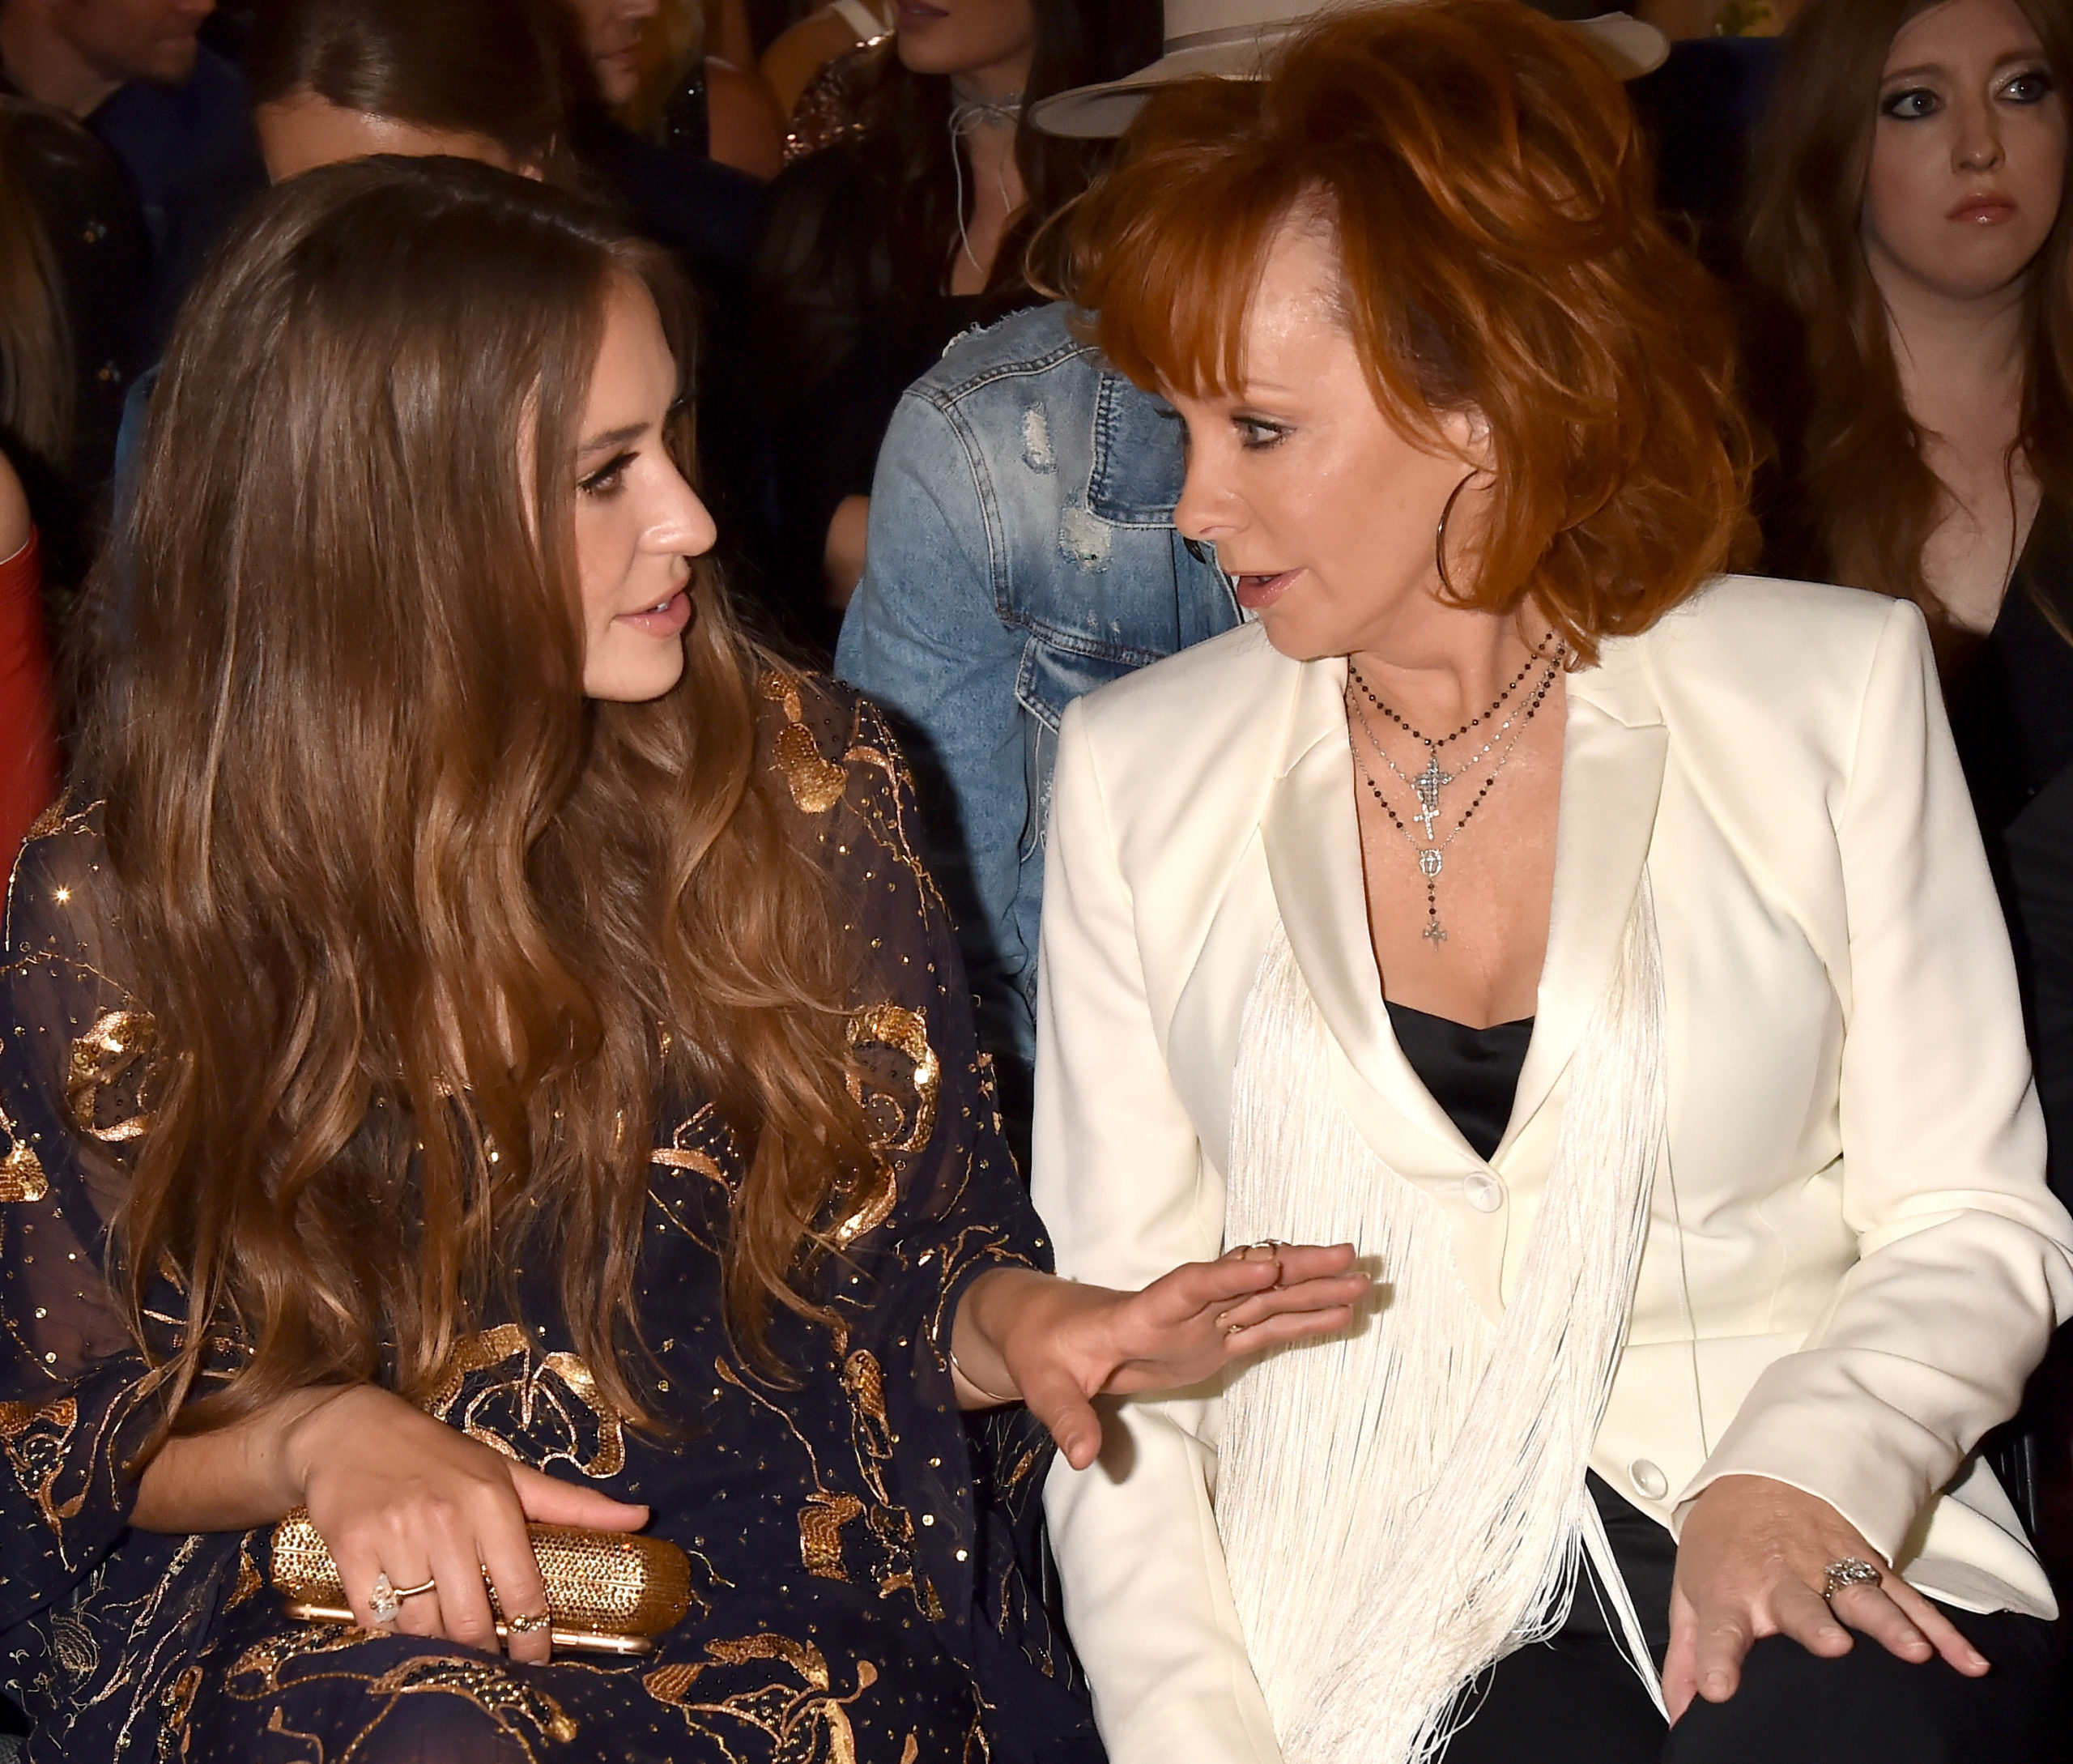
[1215,883,1666,1764]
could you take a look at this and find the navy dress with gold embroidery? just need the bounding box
[0,684,1095,1762]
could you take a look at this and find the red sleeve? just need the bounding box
[0,530,58,865]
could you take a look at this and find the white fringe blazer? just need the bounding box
[1029,576,2073,1764]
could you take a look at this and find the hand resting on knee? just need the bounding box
[1665,1473,1991,1720]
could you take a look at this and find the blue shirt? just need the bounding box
[836,303,1237,1076]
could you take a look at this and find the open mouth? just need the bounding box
[1231,569,1300,611]
[616,590,692,636]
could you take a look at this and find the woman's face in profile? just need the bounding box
[1164,219,1489,664]
[1863,0,2067,303]
[569,276,716,703]
[895,0,1036,89]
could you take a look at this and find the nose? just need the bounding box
[1173,454,1244,552]
[1952,97,2006,173]
[649,460,717,561]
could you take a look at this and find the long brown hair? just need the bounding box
[85,156,873,1439]
[1070,1,1756,665]
[827,0,1160,301]
[1743,0,2073,620]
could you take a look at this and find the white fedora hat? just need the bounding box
[1030,0,1669,138]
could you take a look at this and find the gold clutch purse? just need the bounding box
[270,1508,693,1656]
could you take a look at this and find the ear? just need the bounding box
[1437,404,1495,472]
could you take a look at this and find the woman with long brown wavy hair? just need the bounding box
[0,155,1361,1762]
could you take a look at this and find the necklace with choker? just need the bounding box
[1345,639,1564,944]
[947,79,1024,279]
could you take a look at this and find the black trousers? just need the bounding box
[1439,1476,2062,1764]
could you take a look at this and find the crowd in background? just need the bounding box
[4,0,2073,1755]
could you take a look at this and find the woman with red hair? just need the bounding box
[1032,3,2071,1762]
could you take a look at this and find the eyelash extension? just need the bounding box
[578,451,636,496]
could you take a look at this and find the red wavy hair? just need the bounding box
[1066,0,1756,663]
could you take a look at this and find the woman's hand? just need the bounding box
[1663,1473,1988,1720]
[952,1245,1369,1469]
[283,1385,650,1664]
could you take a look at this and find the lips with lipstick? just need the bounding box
[1229,569,1301,611]
[1948,191,2017,224]
[617,590,692,637]
[897,2,949,27]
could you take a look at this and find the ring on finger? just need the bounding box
[506,1609,551,1635]
[368,1571,436,1626]
[1821,1558,1883,1600]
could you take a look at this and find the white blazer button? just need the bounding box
[1462,1174,1503,1212]
[1629,1459,1669,1500]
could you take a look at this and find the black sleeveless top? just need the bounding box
[1384,1000,1533,1162]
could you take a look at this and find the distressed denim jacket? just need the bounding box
[836,304,1237,1076]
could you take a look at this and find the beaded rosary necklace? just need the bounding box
[1345,640,1564,944]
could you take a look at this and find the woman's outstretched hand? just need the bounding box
[1662,1473,1989,1721]
[951,1245,1369,1469]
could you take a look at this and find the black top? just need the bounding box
[1384,1000,1535,1164]
[1950,501,2073,1210]
[1945,498,2073,840]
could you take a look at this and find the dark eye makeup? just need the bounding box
[578,450,636,497]
[1881,84,1941,121]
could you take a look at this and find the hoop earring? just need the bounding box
[1434,471,1476,600]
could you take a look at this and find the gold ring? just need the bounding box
[506,1609,551,1634]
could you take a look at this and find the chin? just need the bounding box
[147,42,202,84]
[1256,606,1351,665]
[584,652,687,705]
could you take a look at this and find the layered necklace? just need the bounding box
[1345,637,1564,944]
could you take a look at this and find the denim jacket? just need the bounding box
[836,303,1236,1074]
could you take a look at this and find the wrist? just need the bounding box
[275,1384,360,1508]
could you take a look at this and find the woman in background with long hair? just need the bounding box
[752,0,1160,624]
[0,156,1360,1762]
[1743,0,2073,1210]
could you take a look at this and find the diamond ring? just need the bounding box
[368,1571,436,1625]
[1820,1558,1883,1600]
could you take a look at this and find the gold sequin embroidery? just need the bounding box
[845,1003,938,1157]
[764,673,849,814]
[66,1008,156,1143]
[645,1634,879,1764]
[0,1394,82,1532]
[798,1491,866,1581]
[422,1325,627,1479]
[0,1136,44,1203]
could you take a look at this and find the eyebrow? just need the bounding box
[577,420,648,456]
[1882,49,2047,82]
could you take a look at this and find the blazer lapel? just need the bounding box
[1498,637,1666,1159]
[1260,657,1479,1165]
